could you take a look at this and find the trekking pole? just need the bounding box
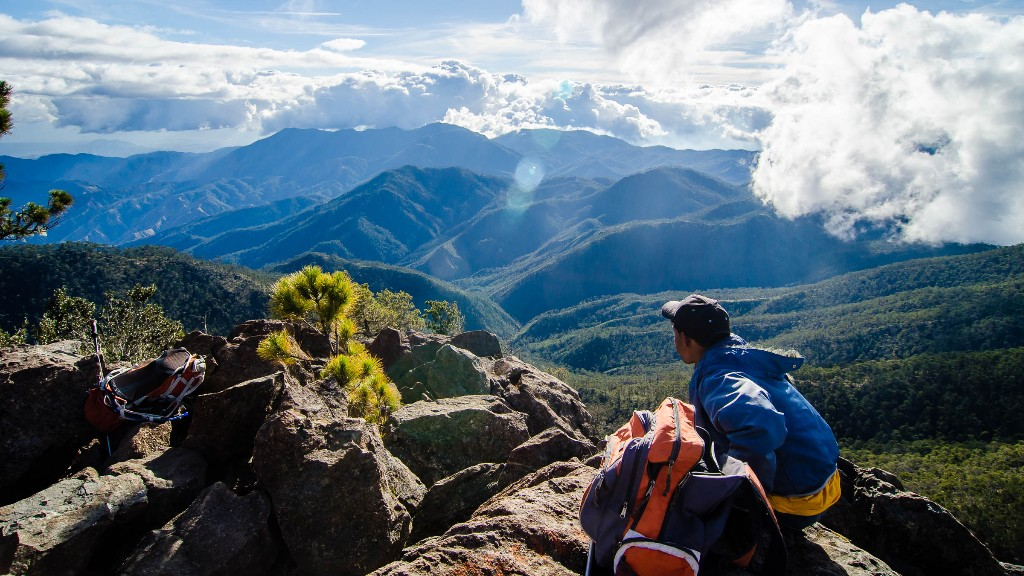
[89,320,113,457]
[585,541,594,576]
[90,319,106,378]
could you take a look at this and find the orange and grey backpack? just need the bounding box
[579,397,786,576]
[84,322,205,432]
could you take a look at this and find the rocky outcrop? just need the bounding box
[0,341,98,503]
[490,356,595,439]
[382,395,530,486]
[106,446,208,528]
[373,461,593,576]
[183,320,327,393]
[183,371,285,463]
[822,457,1007,576]
[377,461,907,576]
[507,426,595,471]
[372,329,596,441]
[449,330,502,358]
[410,462,531,543]
[0,325,1017,575]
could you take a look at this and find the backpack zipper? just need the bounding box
[627,466,659,530]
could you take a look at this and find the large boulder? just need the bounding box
[106,447,209,529]
[0,341,98,504]
[0,467,148,576]
[822,457,1006,576]
[788,525,900,575]
[382,395,531,486]
[373,331,447,379]
[370,462,592,576]
[118,482,279,576]
[184,371,285,463]
[175,331,229,368]
[253,383,426,576]
[489,356,596,440]
[371,330,595,441]
[449,330,502,358]
[507,426,597,471]
[200,320,326,393]
[396,344,491,401]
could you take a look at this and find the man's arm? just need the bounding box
[702,372,787,491]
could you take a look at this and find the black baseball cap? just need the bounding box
[661,294,731,347]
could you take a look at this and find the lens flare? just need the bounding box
[514,156,545,192]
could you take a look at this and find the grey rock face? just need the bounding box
[184,371,285,463]
[106,446,208,528]
[0,342,98,502]
[119,482,279,576]
[199,319,326,393]
[410,462,531,543]
[489,356,595,439]
[373,329,595,441]
[0,468,147,575]
[382,395,530,486]
[371,462,594,576]
[507,426,597,471]
[449,330,502,358]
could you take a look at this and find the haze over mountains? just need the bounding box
[1,124,990,324]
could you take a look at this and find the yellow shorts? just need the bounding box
[768,469,842,517]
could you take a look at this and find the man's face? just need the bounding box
[673,327,700,364]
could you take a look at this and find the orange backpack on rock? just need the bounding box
[579,397,786,576]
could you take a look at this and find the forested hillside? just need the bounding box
[0,243,519,338]
[0,243,271,335]
[515,244,1024,371]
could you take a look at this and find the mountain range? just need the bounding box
[0,124,753,244]
[1,124,990,325]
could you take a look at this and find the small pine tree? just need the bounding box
[424,300,464,335]
[256,330,309,366]
[269,265,356,352]
[265,265,402,424]
[0,319,29,348]
[99,284,184,364]
[36,287,96,349]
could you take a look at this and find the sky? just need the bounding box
[0,0,1022,245]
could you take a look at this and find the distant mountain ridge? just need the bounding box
[0,123,753,245]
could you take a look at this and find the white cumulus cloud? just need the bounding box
[752,5,1024,245]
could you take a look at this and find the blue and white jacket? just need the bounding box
[688,334,839,497]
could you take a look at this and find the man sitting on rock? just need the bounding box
[662,294,841,531]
